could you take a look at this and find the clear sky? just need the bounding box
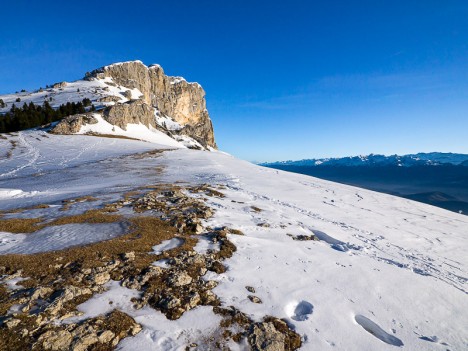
[1,1,467,162]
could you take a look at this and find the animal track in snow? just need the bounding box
[285,300,314,321]
[354,315,404,347]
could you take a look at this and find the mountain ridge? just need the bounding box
[0,60,216,150]
[262,152,468,167]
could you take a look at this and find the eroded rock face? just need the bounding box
[249,322,286,351]
[51,113,98,135]
[86,61,216,148]
[103,100,156,131]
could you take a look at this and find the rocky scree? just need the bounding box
[0,184,300,350]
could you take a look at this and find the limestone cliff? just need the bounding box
[85,61,216,148]
[51,61,216,148]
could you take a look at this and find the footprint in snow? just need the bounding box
[355,315,404,347]
[285,300,314,321]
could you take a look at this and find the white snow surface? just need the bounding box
[0,77,130,114]
[151,237,184,255]
[77,114,184,148]
[0,131,467,350]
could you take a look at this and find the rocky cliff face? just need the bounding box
[84,61,216,148]
[52,61,216,148]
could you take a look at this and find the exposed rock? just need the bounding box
[246,286,256,293]
[287,233,315,241]
[39,330,73,350]
[71,333,99,351]
[167,272,192,287]
[98,330,115,343]
[52,82,67,89]
[248,322,286,351]
[121,251,135,261]
[248,295,263,304]
[50,113,98,135]
[5,318,20,329]
[92,272,110,285]
[86,61,216,148]
[102,100,158,131]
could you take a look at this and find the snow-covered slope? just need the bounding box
[0,131,466,350]
[0,76,133,114]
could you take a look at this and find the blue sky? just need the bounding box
[1,1,467,162]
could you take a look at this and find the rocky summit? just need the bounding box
[1,60,216,149]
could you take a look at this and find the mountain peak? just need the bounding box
[0,61,216,149]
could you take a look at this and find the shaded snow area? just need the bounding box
[0,131,466,350]
[0,223,128,254]
[151,237,185,255]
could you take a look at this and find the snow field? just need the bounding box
[0,133,466,350]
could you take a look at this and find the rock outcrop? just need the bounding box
[102,100,156,131]
[85,61,216,148]
[51,113,98,135]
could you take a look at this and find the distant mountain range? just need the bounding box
[262,152,468,215]
[262,152,468,168]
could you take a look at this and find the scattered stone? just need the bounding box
[92,272,111,285]
[251,206,263,212]
[248,295,262,304]
[249,322,286,351]
[287,233,315,241]
[167,272,193,287]
[39,330,73,350]
[246,286,256,293]
[98,330,115,343]
[72,333,99,351]
[257,223,271,228]
[5,318,20,329]
[121,251,136,261]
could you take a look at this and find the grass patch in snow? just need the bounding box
[0,217,44,233]
[83,132,144,142]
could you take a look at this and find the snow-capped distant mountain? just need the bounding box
[263,152,468,167]
[262,152,468,215]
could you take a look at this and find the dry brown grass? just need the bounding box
[0,215,177,284]
[83,132,143,141]
[0,204,50,217]
[0,208,120,234]
[0,218,44,233]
